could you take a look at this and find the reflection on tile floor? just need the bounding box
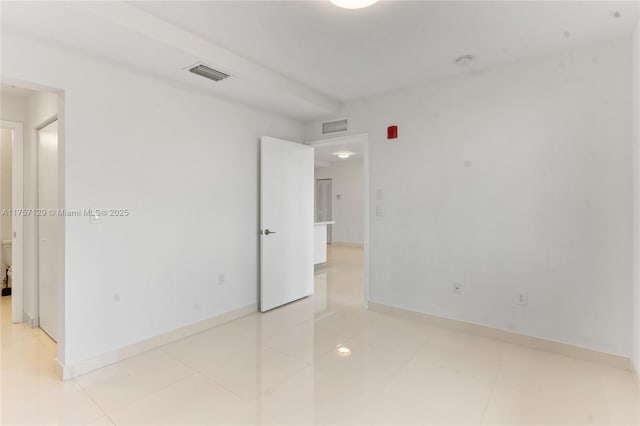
[1,244,639,425]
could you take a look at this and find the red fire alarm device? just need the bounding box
[387,125,398,139]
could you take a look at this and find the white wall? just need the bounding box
[632,20,640,372]
[315,159,364,244]
[1,128,13,242]
[306,38,634,357]
[1,31,304,366]
[0,92,27,122]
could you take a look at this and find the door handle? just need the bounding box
[263,229,277,235]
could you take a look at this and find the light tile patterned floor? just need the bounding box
[1,244,638,425]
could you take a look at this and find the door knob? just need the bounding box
[263,229,276,235]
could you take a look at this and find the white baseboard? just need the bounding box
[54,357,67,380]
[368,302,631,371]
[24,312,38,328]
[56,304,257,380]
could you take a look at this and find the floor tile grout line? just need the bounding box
[195,370,252,403]
[160,339,305,404]
[159,346,199,372]
[75,354,199,423]
[97,370,202,423]
[73,374,124,420]
[65,377,111,425]
[596,364,617,424]
[480,349,506,424]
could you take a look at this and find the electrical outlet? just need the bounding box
[217,273,225,286]
[453,282,462,295]
[517,292,528,305]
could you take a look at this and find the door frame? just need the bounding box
[2,77,66,377]
[1,120,25,324]
[307,133,370,307]
[36,116,59,340]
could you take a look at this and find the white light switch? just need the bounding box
[375,205,383,217]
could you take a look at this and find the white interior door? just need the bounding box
[260,136,314,312]
[38,120,59,340]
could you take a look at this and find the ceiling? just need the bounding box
[0,83,37,98]
[314,139,364,166]
[2,1,638,121]
[133,1,639,101]
[0,1,340,120]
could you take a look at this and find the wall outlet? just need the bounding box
[453,282,462,295]
[217,273,225,286]
[375,205,383,217]
[517,292,528,305]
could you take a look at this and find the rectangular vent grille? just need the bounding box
[189,64,230,82]
[322,119,348,135]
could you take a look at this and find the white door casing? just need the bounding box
[37,120,59,340]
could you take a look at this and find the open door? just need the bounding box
[260,136,314,312]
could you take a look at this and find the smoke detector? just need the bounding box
[455,55,474,67]
[187,64,230,82]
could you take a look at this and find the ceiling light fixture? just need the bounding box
[334,151,354,159]
[330,0,379,9]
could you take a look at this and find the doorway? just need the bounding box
[0,120,23,323]
[310,133,369,307]
[0,83,63,352]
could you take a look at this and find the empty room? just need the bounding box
[1,1,639,425]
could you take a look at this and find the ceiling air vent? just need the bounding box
[188,64,230,82]
[322,118,348,135]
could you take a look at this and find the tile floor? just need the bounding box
[1,244,639,425]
